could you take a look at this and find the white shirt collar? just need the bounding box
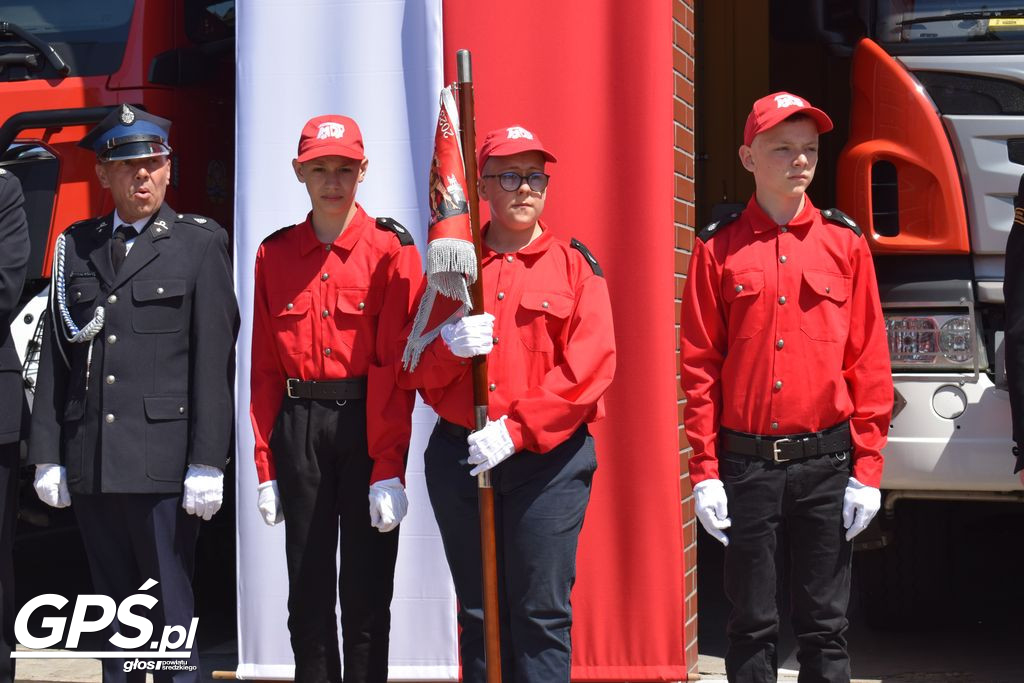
[112,211,152,237]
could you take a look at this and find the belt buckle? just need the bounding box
[771,438,794,463]
[286,378,300,399]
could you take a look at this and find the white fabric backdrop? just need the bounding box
[233,1,457,678]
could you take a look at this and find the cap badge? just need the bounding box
[506,126,534,140]
[119,104,135,125]
[317,122,345,140]
[774,94,804,109]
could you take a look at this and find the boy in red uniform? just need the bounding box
[680,93,892,682]
[249,115,422,683]
[401,125,616,683]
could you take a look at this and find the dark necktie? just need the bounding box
[110,224,136,274]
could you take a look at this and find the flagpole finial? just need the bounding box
[457,49,472,84]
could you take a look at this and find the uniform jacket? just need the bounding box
[0,170,29,445]
[1005,173,1024,469]
[250,206,422,485]
[400,223,616,454]
[681,196,892,488]
[28,203,239,494]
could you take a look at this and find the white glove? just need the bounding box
[467,415,516,476]
[842,476,880,541]
[182,464,224,521]
[441,313,495,358]
[33,464,71,508]
[368,477,408,533]
[257,480,284,526]
[693,479,731,546]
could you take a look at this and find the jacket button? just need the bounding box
[825,286,831,294]
[770,421,779,430]
[497,292,505,300]
[178,406,185,414]
[358,302,365,310]
[105,413,115,424]
[542,301,549,309]
[322,309,329,318]
[105,375,115,385]
[286,303,294,310]
[156,287,165,295]
[74,291,81,300]
[321,273,329,281]
[780,226,789,233]
[107,334,117,344]
[489,383,496,391]
[777,339,784,349]
[774,380,783,390]
[778,296,787,305]
[506,255,514,263]
[324,244,331,252]
[779,255,787,264]
[735,284,743,292]
[324,347,331,356]
[107,294,118,304]
[493,337,499,344]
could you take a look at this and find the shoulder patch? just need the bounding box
[376,217,415,246]
[570,238,603,277]
[821,208,862,236]
[698,211,741,242]
[261,224,294,245]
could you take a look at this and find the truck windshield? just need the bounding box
[876,1,1024,47]
[0,1,135,78]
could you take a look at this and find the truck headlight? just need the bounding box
[885,313,979,370]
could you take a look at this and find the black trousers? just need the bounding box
[424,423,596,683]
[271,397,399,683]
[721,449,853,683]
[74,493,201,683]
[0,443,17,683]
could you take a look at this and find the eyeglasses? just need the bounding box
[481,172,550,193]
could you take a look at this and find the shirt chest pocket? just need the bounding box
[66,279,100,328]
[269,290,311,354]
[334,287,383,356]
[723,269,766,340]
[132,279,187,333]
[515,291,573,353]
[799,269,851,343]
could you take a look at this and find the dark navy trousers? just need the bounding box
[424,422,596,683]
[721,449,853,683]
[74,493,201,683]
[0,443,16,683]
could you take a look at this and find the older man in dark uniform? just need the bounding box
[28,104,238,682]
[0,168,29,683]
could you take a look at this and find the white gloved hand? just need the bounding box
[257,480,284,526]
[368,477,408,533]
[441,313,495,358]
[467,416,516,476]
[842,476,880,541]
[182,464,224,521]
[693,479,731,546]
[33,464,71,508]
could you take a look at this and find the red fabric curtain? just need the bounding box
[442,2,685,679]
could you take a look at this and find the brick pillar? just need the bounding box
[673,0,699,678]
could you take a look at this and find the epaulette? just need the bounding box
[261,224,294,245]
[821,208,861,236]
[698,211,741,242]
[376,217,414,246]
[68,216,106,235]
[175,213,216,231]
[570,238,603,277]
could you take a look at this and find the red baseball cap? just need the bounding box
[743,92,833,147]
[477,125,557,170]
[296,114,364,162]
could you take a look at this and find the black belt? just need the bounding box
[285,378,366,401]
[437,418,472,439]
[721,422,851,463]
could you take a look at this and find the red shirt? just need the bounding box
[250,206,423,484]
[400,224,615,452]
[680,196,892,487]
